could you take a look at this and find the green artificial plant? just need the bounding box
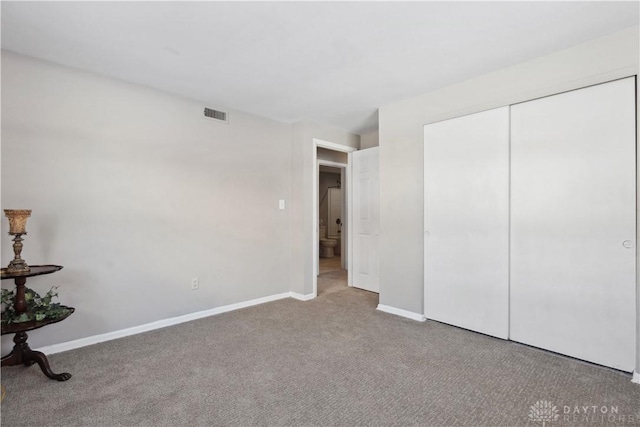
[1,286,71,325]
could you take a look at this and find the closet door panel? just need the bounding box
[424,107,510,339]
[510,78,636,371]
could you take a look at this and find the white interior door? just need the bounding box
[424,107,510,339]
[510,77,636,371]
[352,147,379,293]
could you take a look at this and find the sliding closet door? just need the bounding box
[510,78,636,371]
[424,107,509,339]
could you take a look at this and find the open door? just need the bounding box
[352,147,380,293]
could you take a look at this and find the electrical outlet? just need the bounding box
[191,277,199,290]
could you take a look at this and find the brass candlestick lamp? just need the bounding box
[4,209,32,273]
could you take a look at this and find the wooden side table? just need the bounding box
[1,265,74,381]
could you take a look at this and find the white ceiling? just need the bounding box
[2,2,638,135]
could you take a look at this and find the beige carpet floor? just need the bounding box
[2,277,639,426]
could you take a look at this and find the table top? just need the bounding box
[0,265,63,280]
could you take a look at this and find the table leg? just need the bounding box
[27,350,72,381]
[1,349,23,366]
[1,331,28,366]
[1,331,71,381]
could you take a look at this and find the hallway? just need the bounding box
[317,256,348,296]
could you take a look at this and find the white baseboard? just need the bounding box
[632,371,640,385]
[36,292,294,355]
[376,304,426,322]
[290,292,315,301]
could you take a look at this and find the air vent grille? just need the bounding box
[204,107,228,123]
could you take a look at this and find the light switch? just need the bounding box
[279,200,285,210]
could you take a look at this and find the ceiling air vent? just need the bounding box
[204,107,228,124]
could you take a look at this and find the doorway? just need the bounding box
[318,163,346,296]
[311,139,356,298]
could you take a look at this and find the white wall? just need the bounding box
[378,26,639,372]
[289,121,359,296]
[359,130,379,149]
[1,51,292,353]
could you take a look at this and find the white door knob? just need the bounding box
[622,240,634,248]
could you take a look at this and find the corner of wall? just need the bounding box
[359,129,380,149]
